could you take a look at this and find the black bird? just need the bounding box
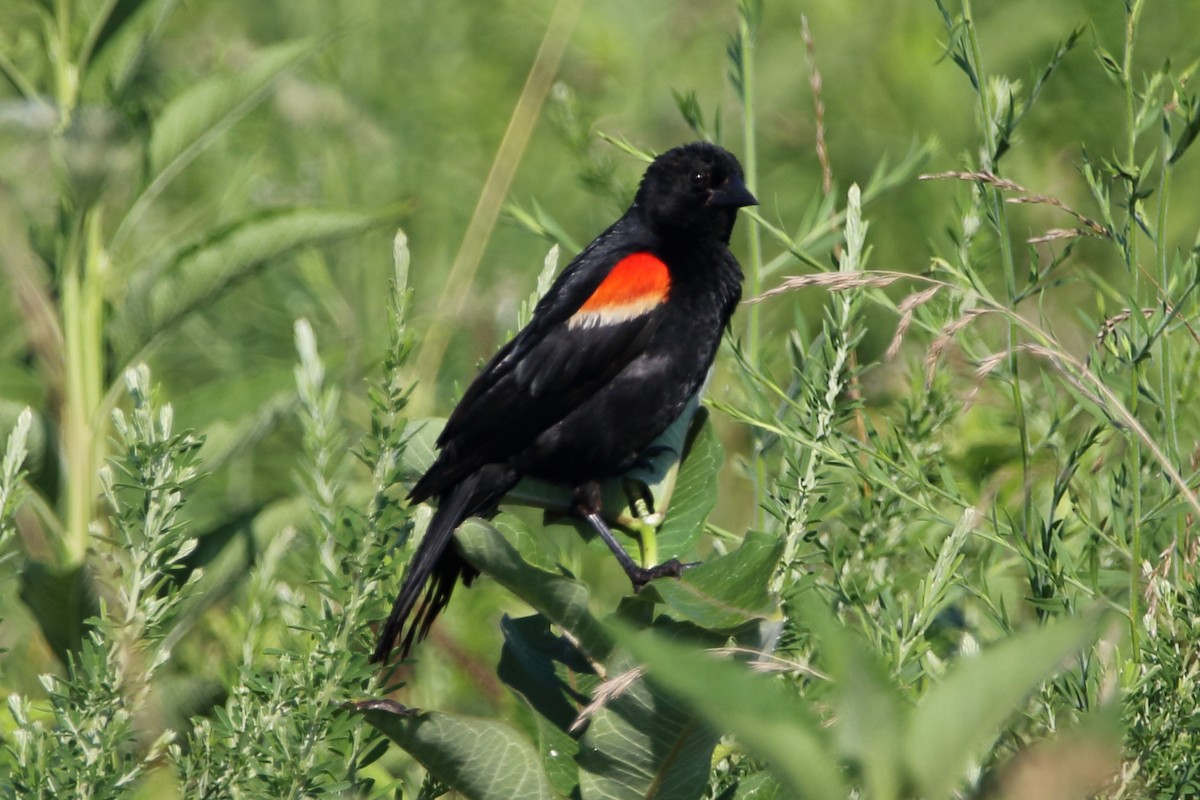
[372,141,756,663]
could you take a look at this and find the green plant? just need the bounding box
[4,365,203,797]
[0,0,392,666]
[362,0,1200,796]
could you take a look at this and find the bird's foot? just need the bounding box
[629,557,698,592]
[576,481,698,593]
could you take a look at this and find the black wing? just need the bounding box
[411,220,664,500]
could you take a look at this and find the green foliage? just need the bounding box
[359,702,558,800]
[0,409,32,543]
[2,0,1200,797]
[361,509,775,800]
[621,608,1108,800]
[4,365,202,797]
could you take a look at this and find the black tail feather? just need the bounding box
[371,466,513,664]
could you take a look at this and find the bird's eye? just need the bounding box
[688,170,707,187]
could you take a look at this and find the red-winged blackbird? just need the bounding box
[372,141,756,664]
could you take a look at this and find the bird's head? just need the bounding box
[634,141,758,243]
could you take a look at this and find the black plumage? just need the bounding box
[372,142,756,663]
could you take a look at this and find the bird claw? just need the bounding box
[630,558,698,592]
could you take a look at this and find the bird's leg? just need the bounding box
[621,478,659,567]
[574,482,690,592]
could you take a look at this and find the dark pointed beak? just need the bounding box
[708,174,758,208]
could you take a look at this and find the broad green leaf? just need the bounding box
[399,417,443,482]
[802,596,903,800]
[499,615,596,731]
[731,772,783,800]
[906,611,1109,799]
[652,531,781,630]
[458,522,719,799]
[356,700,558,800]
[148,39,311,176]
[653,408,723,559]
[455,519,611,661]
[491,512,561,573]
[576,654,717,800]
[113,207,391,358]
[615,626,847,800]
[498,615,592,797]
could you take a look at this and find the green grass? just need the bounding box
[2,0,1200,797]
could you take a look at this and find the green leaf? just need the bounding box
[615,626,848,800]
[802,596,904,800]
[113,207,392,358]
[576,654,717,800]
[906,611,1109,799]
[1093,45,1124,82]
[356,700,558,800]
[731,772,783,800]
[652,531,781,630]
[148,39,312,177]
[653,408,723,559]
[1170,95,1200,165]
[84,0,153,66]
[19,561,99,664]
[458,522,719,799]
[399,417,443,482]
[498,615,591,797]
[491,512,561,573]
[612,398,703,526]
[455,519,612,661]
[485,543,720,800]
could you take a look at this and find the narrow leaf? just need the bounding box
[114,207,391,358]
[84,0,152,66]
[149,39,311,176]
[19,561,99,664]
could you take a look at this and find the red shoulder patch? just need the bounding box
[569,252,670,328]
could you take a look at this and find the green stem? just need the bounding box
[60,210,107,568]
[962,0,1036,589]
[1156,103,1182,569]
[737,2,767,528]
[739,8,763,369]
[1122,0,1144,655]
[51,0,77,125]
[411,0,583,407]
